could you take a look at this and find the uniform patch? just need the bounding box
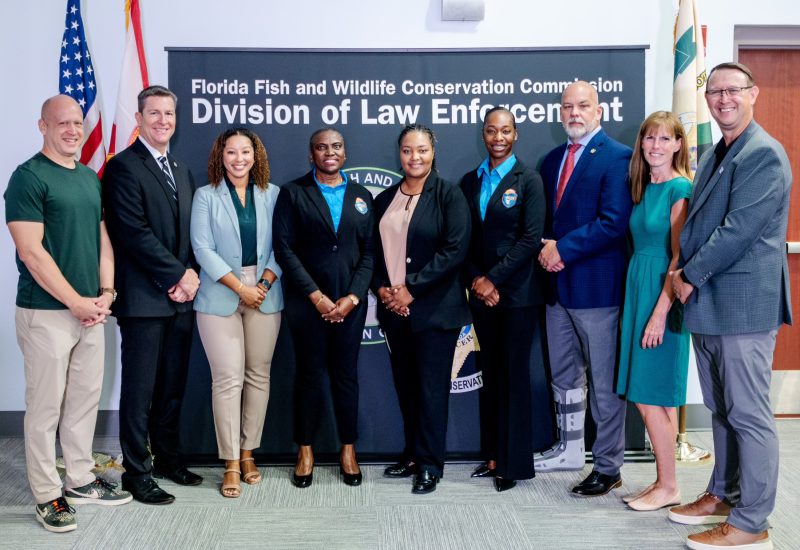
[355,197,368,214]
[502,189,518,208]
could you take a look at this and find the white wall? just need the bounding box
[2,0,798,411]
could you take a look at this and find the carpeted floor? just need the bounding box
[1,421,798,549]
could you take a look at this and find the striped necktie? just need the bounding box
[158,156,178,200]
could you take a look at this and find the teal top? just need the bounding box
[224,177,258,267]
[4,153,101,310]
[616,176,693,406]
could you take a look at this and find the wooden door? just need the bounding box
[738,48,800,414]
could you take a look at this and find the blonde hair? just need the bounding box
[629,111,692,204]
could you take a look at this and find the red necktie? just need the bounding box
[556,143,581,208]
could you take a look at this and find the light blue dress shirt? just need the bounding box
[314,169,348,231]
[477,154,517,220]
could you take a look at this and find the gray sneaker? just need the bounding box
[65,477,132,506]
[35,497,77,533]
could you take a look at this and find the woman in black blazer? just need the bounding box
[459,107,546,491]
[373,124,471,494]
[273,128,374,488]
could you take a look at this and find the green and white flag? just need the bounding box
[672,0,713,175]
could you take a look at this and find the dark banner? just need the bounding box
[169,47,646,461]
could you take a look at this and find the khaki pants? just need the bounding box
[196,267,281,460]
[16,307,104,503]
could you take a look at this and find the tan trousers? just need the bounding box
[15,307,105,503]
[196,267,281,460]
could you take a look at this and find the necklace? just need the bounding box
[235,186,247,207]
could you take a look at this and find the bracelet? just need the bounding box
[315,294,325,307]
[236,282,244,295]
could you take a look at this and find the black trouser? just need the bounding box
[382,314,460,478]
[472,303,537,480]
[287,303,366,446]
[118,312,194,481]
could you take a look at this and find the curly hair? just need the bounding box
[207,127,270,189]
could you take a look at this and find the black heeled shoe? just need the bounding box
[339,466,363,487]
[291,470,313,488]
[471,462,497,478]
[494,477,517,492]
[384,460,417,478]
[412,470,439,494]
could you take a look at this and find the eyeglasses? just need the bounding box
[705,86,754,98]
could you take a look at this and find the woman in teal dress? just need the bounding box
[616,111,692,511]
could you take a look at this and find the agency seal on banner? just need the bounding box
[344,166,402,346]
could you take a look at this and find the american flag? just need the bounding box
[60,0,106,176]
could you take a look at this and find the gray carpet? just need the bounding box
[1,421,798,549]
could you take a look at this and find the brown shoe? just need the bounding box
[669,492,732,525]
[687,522,772,549]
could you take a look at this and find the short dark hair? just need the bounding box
[483,106,516,130]
[137,85,178,112]
[708,62,755,87]
[308,127,344,152]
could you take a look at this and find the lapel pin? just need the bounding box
[590,148,597,154]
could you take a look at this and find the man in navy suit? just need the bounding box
[103,85,202,504]
[668,62,791,550]
[535,81,633,496]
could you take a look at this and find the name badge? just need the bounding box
[502,189,518,208]
[354,197,368,214]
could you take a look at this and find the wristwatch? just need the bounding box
[347,294,360,306]
[258,278,272,290]
[100,287,117,302]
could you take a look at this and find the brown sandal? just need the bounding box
[221,467,241,498]
[240,457,262,485]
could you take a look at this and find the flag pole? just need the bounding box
[672,0,712,463]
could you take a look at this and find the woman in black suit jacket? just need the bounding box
[459,107,546,491]
[273,128,374,488]
[374,124,471,494]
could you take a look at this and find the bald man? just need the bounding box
[5,95,131,533]
[535,81,633,496]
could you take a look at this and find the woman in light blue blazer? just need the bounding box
[191,127,283,498]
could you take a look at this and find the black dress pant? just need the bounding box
[117,312,194,481]
[382,314,460,478]
[471,302,537,480]
[287,302,366,446]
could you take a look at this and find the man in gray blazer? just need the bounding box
[668,62,792,550]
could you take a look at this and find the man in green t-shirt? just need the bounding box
[4,95,131,534]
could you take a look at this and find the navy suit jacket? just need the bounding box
[372,172,472,332]
[272,171,374,310]
[460,159,546,308]
[102,138,196,317]
[540,128,633,309]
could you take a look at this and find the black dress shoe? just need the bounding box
[340,466,363,487]
[384,460,417,478]
[411,470,439,494]
[291,470,313,488]
[471,462,497,478]
[122,478,175,505]
[153,466,203,486]
[494,477,517,492]
[571,471,622,497]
